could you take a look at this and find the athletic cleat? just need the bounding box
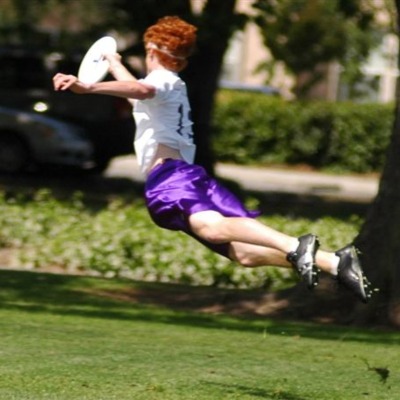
[287,234,320,290]
[335,245,373,303]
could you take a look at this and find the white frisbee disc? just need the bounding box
[78,36,117,84]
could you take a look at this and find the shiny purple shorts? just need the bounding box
[145,159,260,257]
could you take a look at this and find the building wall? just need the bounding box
[222,0,398,103]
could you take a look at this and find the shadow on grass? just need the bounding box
[204,381,306,400]
[0,269,396,345]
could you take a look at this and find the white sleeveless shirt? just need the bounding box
[133,69,196,174]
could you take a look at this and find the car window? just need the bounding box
[0,55,48,89]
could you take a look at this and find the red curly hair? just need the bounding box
[144,16,197,72]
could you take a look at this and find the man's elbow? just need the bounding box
[136,85,155,100]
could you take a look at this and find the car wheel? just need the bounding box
[86,158,111,174]
[0,133,29,173]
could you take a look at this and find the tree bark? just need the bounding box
[354,0,400,327]
[355,106,400,326]
[182,0,243,174]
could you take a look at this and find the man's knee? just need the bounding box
[189,210,227,244]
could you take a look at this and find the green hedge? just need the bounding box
[0,190,362,291]
[212,91,394,173]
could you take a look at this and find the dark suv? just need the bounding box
[0,46,135,172]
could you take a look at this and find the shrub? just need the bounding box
[0,190,362,291]
[213,91,394,173]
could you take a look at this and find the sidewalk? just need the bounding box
[105,156,379,204]
[216,163,378,204]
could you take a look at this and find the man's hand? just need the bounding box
[104,53,136,82]
[104,53,123,70]
[52,73,90,94]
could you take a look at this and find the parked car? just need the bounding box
[219,79,281,96]
[0,106,94,173]
[0,46,135,172]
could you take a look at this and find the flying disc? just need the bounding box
[78,36,117,84]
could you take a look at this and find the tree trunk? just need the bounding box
[355,105,400,326]
[354,0,400,327]
[183,0,241,174]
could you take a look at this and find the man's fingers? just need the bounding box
[52,74,76,91]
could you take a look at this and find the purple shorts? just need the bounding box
[145,159,260,257]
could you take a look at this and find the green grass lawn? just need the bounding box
[0,269,398,400]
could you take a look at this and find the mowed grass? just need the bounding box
[0,270,398,400]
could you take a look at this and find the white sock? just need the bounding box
[330,255,340,276]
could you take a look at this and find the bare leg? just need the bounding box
[189,210,339,275]
[189,210,299,254]
[190,211,372,302]
[228,241,339,275]
[228,242,291,268]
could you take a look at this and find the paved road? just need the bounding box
[105,156,379,204]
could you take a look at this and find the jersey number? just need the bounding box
[177,104,193,138]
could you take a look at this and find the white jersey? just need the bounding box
[133,69,196,174]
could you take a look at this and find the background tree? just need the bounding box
[252,0,380,99]
[0,0,247,173]
[353,0,400,328]
[0,0,44,44]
